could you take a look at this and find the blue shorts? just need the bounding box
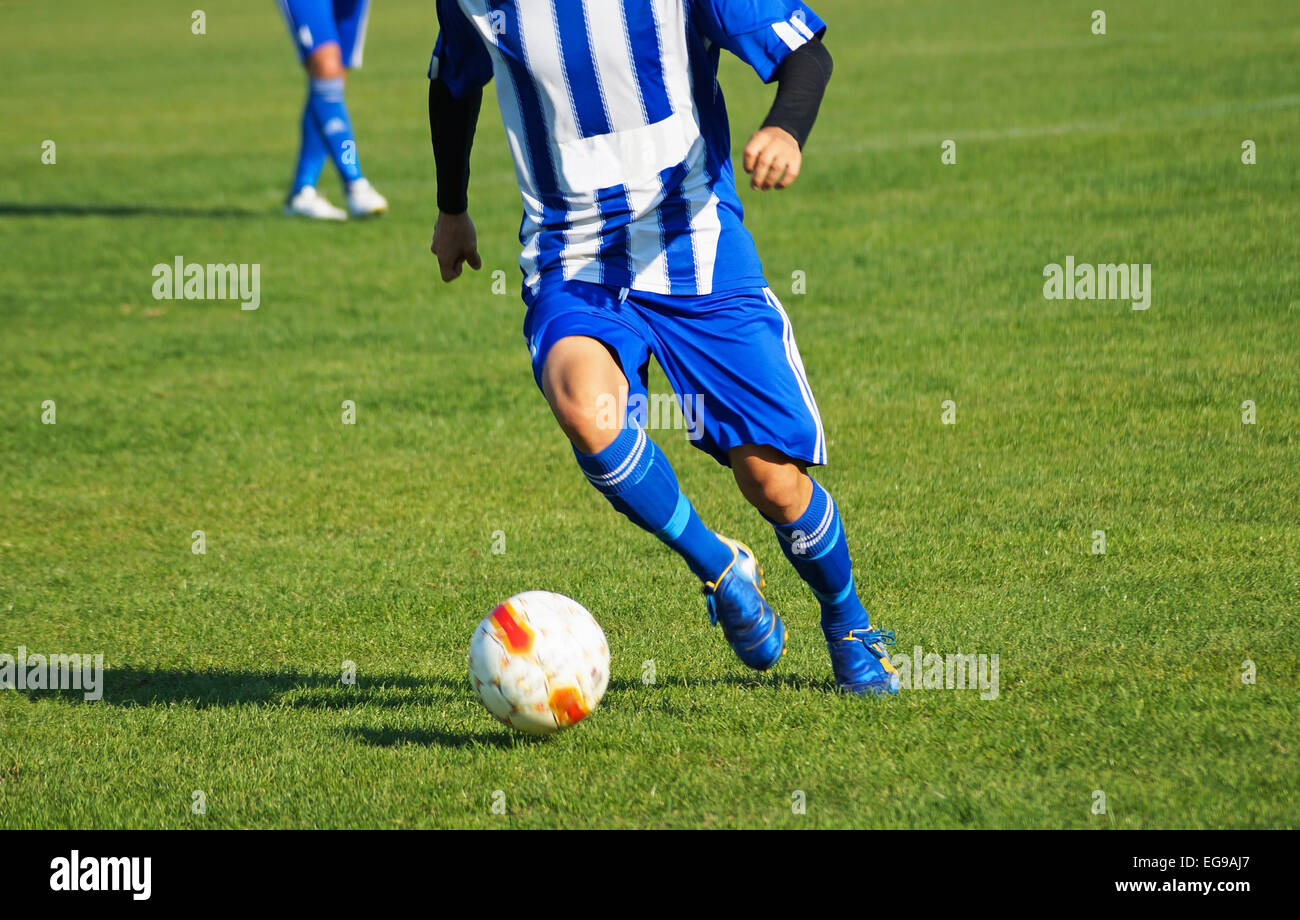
[278,0,371,68]
[523,282,827,468]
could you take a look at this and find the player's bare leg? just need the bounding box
[540,336,626,455]
[730,444,813,524]
[307,41,345,80]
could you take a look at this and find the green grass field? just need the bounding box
[1,0,1297,829]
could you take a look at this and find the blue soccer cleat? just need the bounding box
[827,627,901,696]
[702,536,787,671]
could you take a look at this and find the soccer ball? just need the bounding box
[468,591,610,735]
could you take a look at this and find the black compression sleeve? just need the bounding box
[761,36,833,149]
[428,77,482,215]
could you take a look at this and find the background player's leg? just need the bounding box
[542,335,733,583]
[318,0,384,215]
[281,0,348,218]
[291,104,329,197]
[300,40,386,217]
[303,43,363,186]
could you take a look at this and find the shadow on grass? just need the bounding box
[0,202,269,220]
[18,667,458,709]
[345,726,545,750]
[21,666,823,708]
[15,666,830,749]
[607,672,828,693]
[19,667,528,749]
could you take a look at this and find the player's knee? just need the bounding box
[745,470,805,518]
[548,388,621,454]
[732,450,810,521]
[307,43,346,80]
[541,338,627,454]
[541,376,620,455]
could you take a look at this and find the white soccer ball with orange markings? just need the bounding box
[468,591,610,735]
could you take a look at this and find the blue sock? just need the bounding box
[306,77,363,185]
[769,480,870,639]
[292,101,329,195]
[574,425,734,584]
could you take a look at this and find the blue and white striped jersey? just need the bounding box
[430,0,826,296]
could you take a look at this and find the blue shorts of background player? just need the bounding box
[277,0,387,220]
[280,0,369,66]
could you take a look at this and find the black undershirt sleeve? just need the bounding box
[428,76,482,215]
[761,35,833,149]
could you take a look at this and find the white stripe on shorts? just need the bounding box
[350,0,371,68]
[762,287,827,464]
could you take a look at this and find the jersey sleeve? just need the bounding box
[428,0,494,98]
[692,0,827,83]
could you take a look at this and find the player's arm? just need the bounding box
[744,35,833,191]
[429,76,483,282]
[427,0,493,282]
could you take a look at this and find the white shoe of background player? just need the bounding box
[284,186,347,221]
[346,178,388,218]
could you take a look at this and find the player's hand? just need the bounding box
[431,211,482,282]
[743,126,802,190]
